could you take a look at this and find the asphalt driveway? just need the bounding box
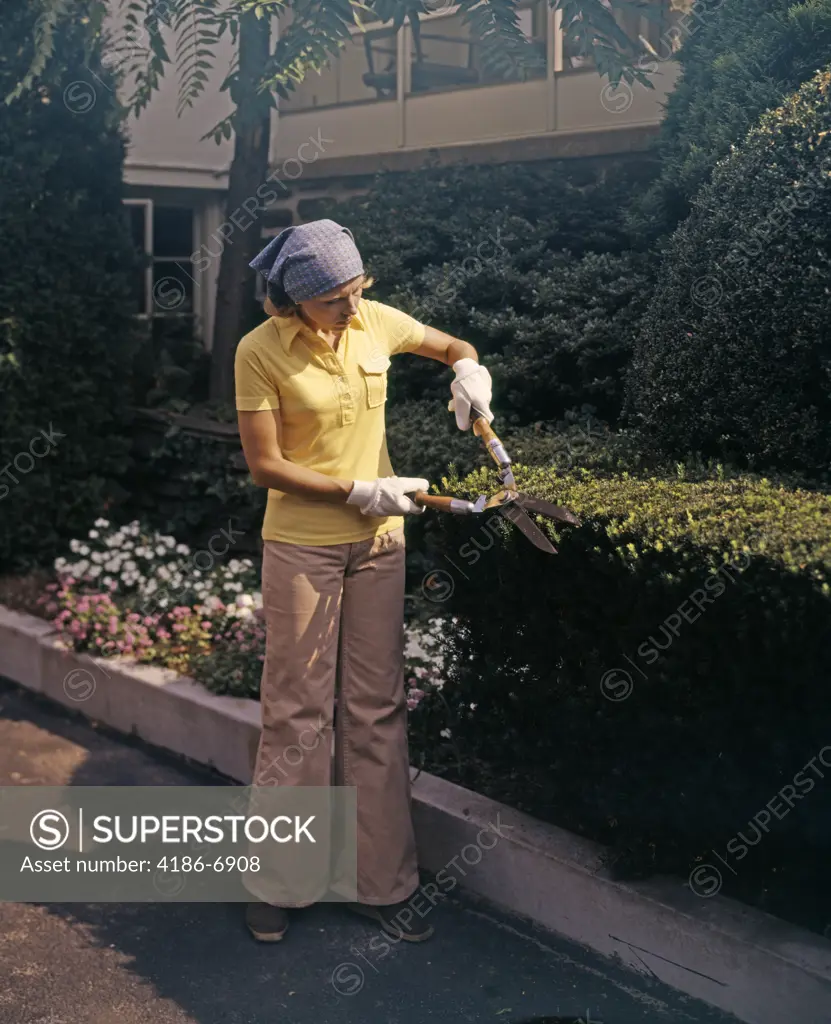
[0,678,740,1024]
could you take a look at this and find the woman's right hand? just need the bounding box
[346,476,429,516]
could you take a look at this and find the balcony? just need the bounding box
[271,1,681,171]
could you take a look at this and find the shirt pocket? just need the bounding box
[357,352,391,408]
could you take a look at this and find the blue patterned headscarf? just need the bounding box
[249,219,364,303]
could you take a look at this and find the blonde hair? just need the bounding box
[264,274,374,318]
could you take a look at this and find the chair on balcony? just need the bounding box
[361,21,480,99]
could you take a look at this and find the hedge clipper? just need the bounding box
[413,404,579,555]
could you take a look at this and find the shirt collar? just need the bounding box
[272,303,365,354]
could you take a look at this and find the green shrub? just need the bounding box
[628,0,831,241]
[486,251,654,426]
[339,161,648,425]
[626,69,831,479]
[0,3,141,572]
[124,424,266,555]
[412,463,831,923]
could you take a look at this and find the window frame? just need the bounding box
[123,197,198,321]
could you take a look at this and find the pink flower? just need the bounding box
[108,616,119,635]
[201,621,211,630]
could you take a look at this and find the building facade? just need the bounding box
[116,1,683,348]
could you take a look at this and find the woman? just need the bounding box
[235,219,493,944]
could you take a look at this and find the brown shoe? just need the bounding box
[245,901,289,942]
[348,897,434,942]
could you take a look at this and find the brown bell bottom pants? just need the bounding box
[245,525,419,907]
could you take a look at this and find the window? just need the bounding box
[123,199,196,317]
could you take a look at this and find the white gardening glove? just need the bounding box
[448,358,494,431]
[346,476,430,516]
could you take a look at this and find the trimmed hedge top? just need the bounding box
[444,465,831,588]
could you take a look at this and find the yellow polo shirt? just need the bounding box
[234,298,426,546]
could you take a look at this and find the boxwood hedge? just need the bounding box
[411,464,831,930]
[628,0,831,242]
[626,68,831,480]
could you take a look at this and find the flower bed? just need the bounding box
[37,517,449,716]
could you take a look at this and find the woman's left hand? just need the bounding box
[449,358,494,431]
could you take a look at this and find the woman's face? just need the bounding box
[298,275,365,331]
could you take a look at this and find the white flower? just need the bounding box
[69,539,81,553]
[94,518,109,529]
[145,580,158,594]
[103,576,114,588]
[54,557,67,570]
[192,570,201,579]
[88,566,102,578]
[238,594,254,607]
[163,536,176,548]
[104,561,119,573]
[90,552,104,564]
[404,637,428,660]
[223,582,236,591]
[87,530,99,540]
[156,546,166,557]
[124,560,136,572]
[440,728,452,739]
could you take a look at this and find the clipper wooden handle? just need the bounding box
[472,415,499,445]
[413,491,457,511]
[413,492,477,514]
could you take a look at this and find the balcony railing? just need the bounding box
[272,1,682,163]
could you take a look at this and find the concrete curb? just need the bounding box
[1,604,830,1024]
